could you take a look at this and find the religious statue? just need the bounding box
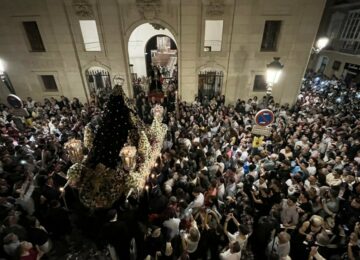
[64,85,167,208]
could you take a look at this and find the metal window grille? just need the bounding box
[197,71,223,101]
[85,70,111,94]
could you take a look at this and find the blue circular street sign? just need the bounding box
[255,109,274,126]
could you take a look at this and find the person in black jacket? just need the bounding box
[101,209,131,260]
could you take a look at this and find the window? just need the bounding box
[22,21,45,52]
[40,75,58,91]
[204,20,223,52]
[79,20,101,51]
[341,10,360,40]
[340,10,360,54]
[198,71,223,99]
[260,21,282,52]
[332,61,341,71]
[253,75,267,92]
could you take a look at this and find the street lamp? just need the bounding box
[265,57,284,105]
[313,37,329,53]
[0,59,16,94]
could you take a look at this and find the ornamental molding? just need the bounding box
[72,0,94,19]
[136,0,161,19]
[206,0,225,16]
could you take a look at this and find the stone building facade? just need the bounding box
[0,0,325,104]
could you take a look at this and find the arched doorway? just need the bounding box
[128,23,178,97]
[85,66,111,105]
[198,70,223,102]
[145,34,177,93]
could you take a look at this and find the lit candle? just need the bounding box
[145,185,150,197]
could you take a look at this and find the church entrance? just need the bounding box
[128,23,178,99]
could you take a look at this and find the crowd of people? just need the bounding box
[0,75,360,260]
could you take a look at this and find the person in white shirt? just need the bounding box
[181,218,200,255]
[239,146,248,162]
[215,155,225,173]
[191,187,204,209]
[223,213,250,251]
[304,176,320,196]
[326,169,342,187]
[220,241,241,260]
[267,231,291,259]
[218,178,226,201]
[163,216,180,240]
[280,145,294,160]
[306,158,317,176]
[26,97,35,110]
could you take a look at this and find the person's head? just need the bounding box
[26,216,38,228]
[308,175,317,184]
[334,168,342,178]
[299,192,310,203]
[3,233,18,244]
[15,241,33,257]
[310,215,324,230]
[230,241,241,254]
[278,231,290,244]
[151,226,161,237]
[107,209,117,222]
[188,227,200,242]
[192,186,202,197]
[287,196,297,207]
[238,224,250,235]
[50,200,61,208]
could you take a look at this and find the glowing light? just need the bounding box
[315,37,329,51]
[336,97,342,103]
[266,57,284,86]
[59,187,64,192]
[0,59,4,75]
